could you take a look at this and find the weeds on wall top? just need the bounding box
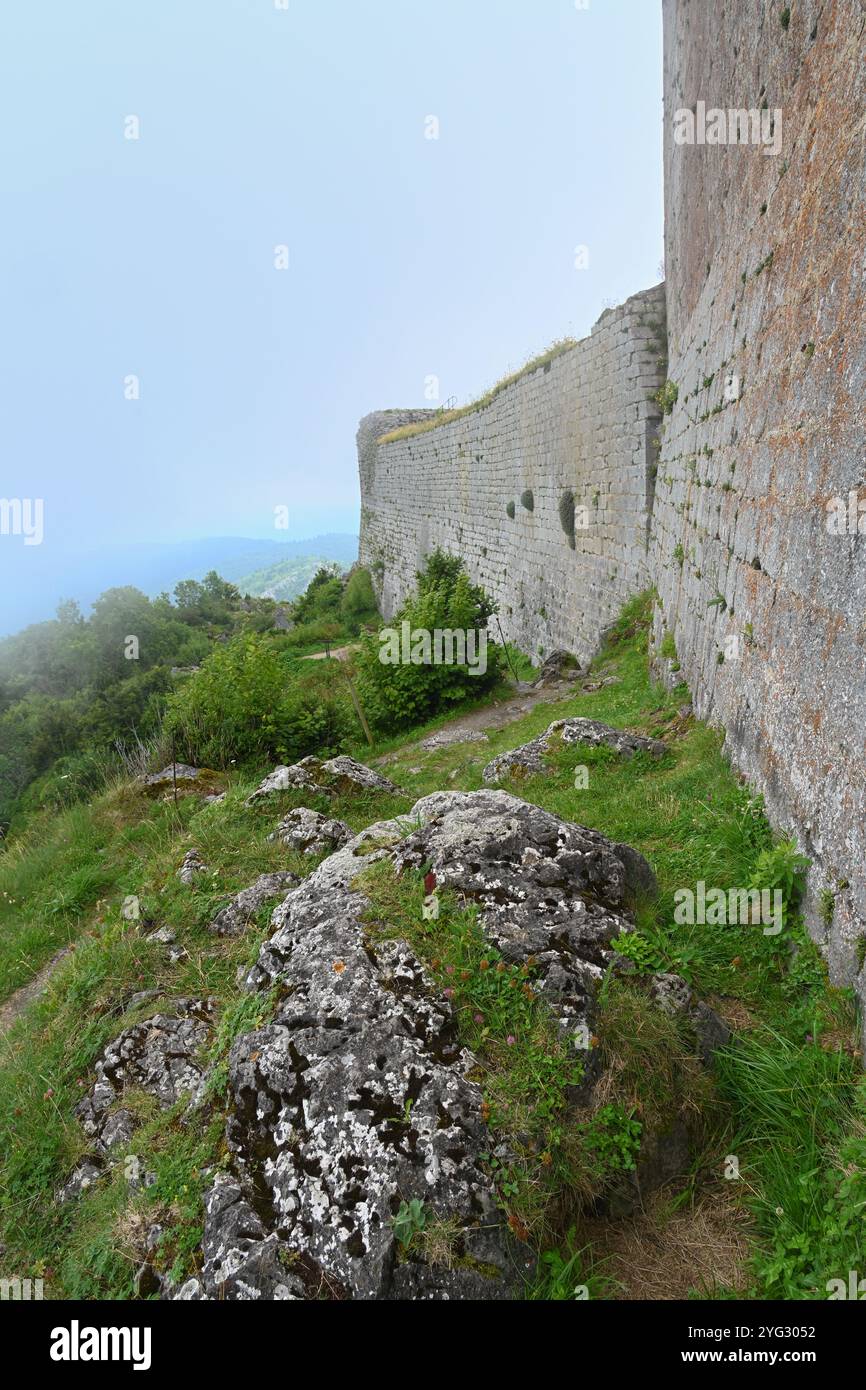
[376,339,578,444]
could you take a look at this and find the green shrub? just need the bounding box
[339,567,378,633]
[520,489,534,512]
[290,566,343,625]
[354,550,501,730]
[165,633,352,767]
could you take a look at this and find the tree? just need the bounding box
[354,549,500,729]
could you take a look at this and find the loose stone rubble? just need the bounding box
[483,717,667,784]
[267,807,352,856]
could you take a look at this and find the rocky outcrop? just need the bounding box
[208,873,299,937]
[649,971,732,1069]
[178,850,208,885]
[267,807,352,857]
[140,765,223,800]
[177,790,653,1301]
[140,764,201,790]
[419,728,489,751]
[73,997,215,1155]
[531,650,582,688]
[246,756,402,806]
[483,718,667,785]
[174,1178,309,1301]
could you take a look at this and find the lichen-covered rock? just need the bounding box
[146,925,176,945]
[74,997,215,1152]
[322,755,403,795]
[268,807,351,856]
[419,727,489,750]
[139,765,223,801]
[208,872,298,937]
[245,755,402,806]
[649,971,732,1066]
[140,764,201,789]
[57,1159,102,1204]
[392,790,655,1035]
[170,1177,308,1301]
[531,650,582,687]
[191,789,652,1300]
[483,717,667,784]
[178,849,208,884]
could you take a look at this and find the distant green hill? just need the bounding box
[237,555,340,602]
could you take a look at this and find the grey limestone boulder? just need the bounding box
[483,717,667,784]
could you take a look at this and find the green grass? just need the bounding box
[0,588,861,1300]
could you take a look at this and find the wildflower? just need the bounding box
[443,987,455,1000]
[508,1213,530,1241]
[506,1035,516,1046]
[445,964,455,975]
[474,1013,484,1024]
[424,871,437,895]
[479,959,489,971]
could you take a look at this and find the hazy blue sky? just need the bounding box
[1,0,662,609]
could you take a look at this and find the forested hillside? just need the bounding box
[0,565,379,837]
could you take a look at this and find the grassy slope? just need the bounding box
[0,594,862,1300]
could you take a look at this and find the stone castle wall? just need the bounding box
[651,0,866,1002]
[358,0,865,1003]
[358,284,667,667]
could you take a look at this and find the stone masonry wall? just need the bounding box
[357,0,865,1009]
[358,285,667,668]
[650,0,866,1001]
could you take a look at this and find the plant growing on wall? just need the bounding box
[521,489,534,512]
[505,500,516,519]
[559,490,576,549]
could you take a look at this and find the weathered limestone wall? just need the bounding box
[358,285,667,667]
[650,0,866,996]
[357,0,865,1006]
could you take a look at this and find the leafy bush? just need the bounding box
[165,633,353,767]
[354,550,501,730]
[290,566,343,626]
[339,567,378,633]
[655,379,679,415]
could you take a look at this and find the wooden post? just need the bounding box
[495,615,521,682]
[343,668,374,747]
